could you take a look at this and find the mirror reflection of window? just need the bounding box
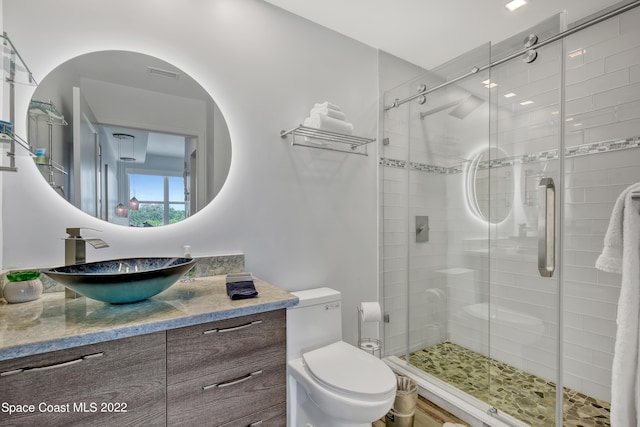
[128,174,186,227]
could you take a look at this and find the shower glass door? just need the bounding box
[405,44,496,405]
[383,5,640,425]
[483,36,563,424]
[382,18,565,427]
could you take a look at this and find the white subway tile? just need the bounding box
[632,64,640,84]
[565,16,619,55]
[566,58,605,85]
[565,95,595,116]
[568,250,600,268]
[583,314,617,337]
[606,163,640,185]
[564,326,615,352]
[593,81,640,109]
[565,297,618,321]
[584,183,633,201]
[563,356,612,394]
[564,266,598,284]
[565,280,619,304]
[566,69,629,100]
[605,45,640,73]
[620,6,640,35]
[597,270,622,289]
[618,99,640,121]
[591,348,614,370]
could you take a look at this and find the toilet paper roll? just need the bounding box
[359,302,382,323]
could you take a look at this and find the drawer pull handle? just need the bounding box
[202,370,263,391]
[203,320,263,335]
[1,352,104,376]
[249,421,263,426]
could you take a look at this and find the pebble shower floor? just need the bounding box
[405,342,610,426]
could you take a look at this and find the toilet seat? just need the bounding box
[302,341,396,399]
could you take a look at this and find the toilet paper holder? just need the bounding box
[357,304,382,358]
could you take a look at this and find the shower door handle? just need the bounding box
[537,178,555,277]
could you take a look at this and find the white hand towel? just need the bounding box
[314,101,341,111]
[596,182,640,273]
[303,113,354,135]
[596,182,640,427]
[310,106,347,121]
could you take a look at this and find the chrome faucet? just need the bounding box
[64,227,109,298]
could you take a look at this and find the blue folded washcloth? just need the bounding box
[226,280,258,300]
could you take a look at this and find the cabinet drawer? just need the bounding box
[218,402,286,427]
[167,362,286,426]
[167,309,286,385]
[0,332,166,427]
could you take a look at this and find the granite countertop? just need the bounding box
[0,276,298,361]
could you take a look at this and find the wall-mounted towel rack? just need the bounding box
[280,125,375,156]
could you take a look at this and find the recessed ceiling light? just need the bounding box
[573,123,583,127]
[551,111,559,115]
[565,117,574,122]
[504,93,516,98]
[520,100,534,106]
[505,0,527,12]
[482,80,498,88]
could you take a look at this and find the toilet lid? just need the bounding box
[302,341,396,397]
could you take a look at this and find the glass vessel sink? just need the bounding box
[43,257,197,304]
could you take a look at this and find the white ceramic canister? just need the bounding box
[3,279,43,303]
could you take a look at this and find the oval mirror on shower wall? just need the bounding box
[466,147,513,223]
[28,50,231,227]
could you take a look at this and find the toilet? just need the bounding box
[286,287,396,427]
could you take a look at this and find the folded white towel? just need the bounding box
[310,106,347,121]
[303,113,353,135]
[596,182,640,427]
[314,101,341,111]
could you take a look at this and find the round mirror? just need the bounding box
[466,147,513,223]
[28,51,231,227]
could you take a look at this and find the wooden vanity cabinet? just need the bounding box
[167,309,287,426]
[0,332,166,427]
[0,309,287,427]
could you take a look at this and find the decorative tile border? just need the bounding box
[2,254,246,295]
[379,157,407,169]
[379,157,463,174]
[381,136,640,174]
[410,162,463,174]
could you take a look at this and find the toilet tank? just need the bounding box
[286,287,342,361]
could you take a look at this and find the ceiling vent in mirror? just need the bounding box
[147,66,180,79]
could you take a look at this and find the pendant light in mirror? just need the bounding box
[115,202,127,217]
[113,132,136,216]
[128,134,139,211]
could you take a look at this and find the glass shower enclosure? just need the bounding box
[381,3,640,425]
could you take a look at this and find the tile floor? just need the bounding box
[406,342,611,426]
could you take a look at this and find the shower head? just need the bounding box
[420,94,485,120]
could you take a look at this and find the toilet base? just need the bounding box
[291,375,373,427]
[294,395,372,427]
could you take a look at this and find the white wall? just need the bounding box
[1,0,379,345]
